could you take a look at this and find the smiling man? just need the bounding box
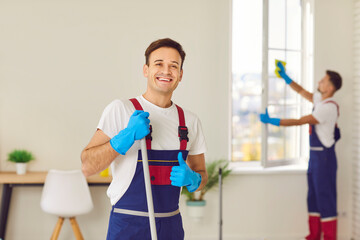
[81,38,207,240]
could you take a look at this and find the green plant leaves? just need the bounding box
[7,150,34,163]
[181,159,232,201]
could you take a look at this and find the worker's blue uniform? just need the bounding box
[106,98,189,240]
[307,124,339,218]
[306,100,340,240]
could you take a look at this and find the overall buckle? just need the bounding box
[178,126,189,142]
[146,125,153,141]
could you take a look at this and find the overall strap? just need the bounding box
[324,100,340,117]
[130,98,143,111]
[129,98,152,150]
[129,98,189,151]
[176,105,189,151]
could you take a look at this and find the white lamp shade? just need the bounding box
[41,169,93,218]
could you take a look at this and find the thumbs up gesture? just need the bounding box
[170,152,202,193]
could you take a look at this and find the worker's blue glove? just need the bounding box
[110,110,150,155]
[170,152,202,193]
[259,108,280,126]
[277,61,293,84]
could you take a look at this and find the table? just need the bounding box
[0,171,112,240]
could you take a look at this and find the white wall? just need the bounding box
[313,0,354,238]
[0,0,354,239]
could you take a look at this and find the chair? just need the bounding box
[41,170,94,240]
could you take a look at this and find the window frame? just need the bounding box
[230,0,314,168]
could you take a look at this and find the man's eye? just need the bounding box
[171,65,178,69]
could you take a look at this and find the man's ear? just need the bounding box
[143,64,149,78]
[331,85,337,94]
[329,82,336,94]
[179,69,183,82]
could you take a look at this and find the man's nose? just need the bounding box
[161,65,171,75]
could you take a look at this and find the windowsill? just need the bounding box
[229,162,308,175]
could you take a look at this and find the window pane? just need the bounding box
[269,0,286,49]
[285,51,301,104]
[266,106,285,160]
[267,105,299,161]
[232,0,262,162]
[267,50,301,106]
[286,0,302,50]
[268,49,285,105]
[284,107,299,160]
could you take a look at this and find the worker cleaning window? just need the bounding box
[260,61,342,240]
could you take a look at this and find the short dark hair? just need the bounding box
[326,70,342,91]
[145,38,186,69]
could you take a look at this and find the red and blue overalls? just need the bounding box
[306,101,340,240]
[106,98,189,240]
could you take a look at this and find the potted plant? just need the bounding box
[8,150,34,175]
[181,159,232,221]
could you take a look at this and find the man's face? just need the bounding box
[143,47,183,96]
[317,74,334,94]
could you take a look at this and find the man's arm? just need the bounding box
[81,110,150,177]
[81,129,119,177]
[288,81,314,103]
[187,153,208,191]
[260,110,319,127]
[277,62,313,102]
[280,114,319,126]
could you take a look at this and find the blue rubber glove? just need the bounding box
[110,110,150,155]
[259,108,280,126]
[277,61,293,84]
[170,152,202,193]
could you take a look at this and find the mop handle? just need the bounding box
[219,168,223,240]
[140,138,158,240]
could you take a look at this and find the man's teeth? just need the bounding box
[158,78,171,82]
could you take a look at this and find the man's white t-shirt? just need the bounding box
[97,96,207,205]
[312,92,339,148]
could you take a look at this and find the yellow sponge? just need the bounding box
[275,59,287,78]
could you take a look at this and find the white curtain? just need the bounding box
[353,0,360,238]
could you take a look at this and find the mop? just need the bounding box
[140,138,158,240]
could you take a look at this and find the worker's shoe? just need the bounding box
[305,215,321,240]
[322,219,337,240]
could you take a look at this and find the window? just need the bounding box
[231,0,314,167]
